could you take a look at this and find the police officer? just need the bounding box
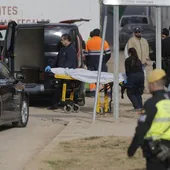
[127,69,170,170]
[45,34,77,109]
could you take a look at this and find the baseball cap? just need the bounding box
[134,27,141,33]
[147,69,166,83]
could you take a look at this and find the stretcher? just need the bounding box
[54,74,81,113]
[52,68,126,114]
[96,83,113,114]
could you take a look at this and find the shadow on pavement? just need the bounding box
[29,99,52,108]
[0,124,13,132]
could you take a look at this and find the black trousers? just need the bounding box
[52,87,61,105]
[127,88,143,109]
[142,140,170,170]
[146,156,169,170]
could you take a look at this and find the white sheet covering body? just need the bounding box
[51,68,126,85]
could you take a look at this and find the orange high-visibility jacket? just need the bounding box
[85,36,111,72]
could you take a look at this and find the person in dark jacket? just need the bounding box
[45,34,77,70]
[45,34,77,109]
[125,47,144,111]
[127,69,170,170]
[149,28,170,70]
[161,28,170,87]
[56,34,77,68]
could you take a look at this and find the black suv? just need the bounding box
[2,20,85,105]
[0,61,29,127]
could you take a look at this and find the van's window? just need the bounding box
[121,17,148,27]
[44,26,71,52]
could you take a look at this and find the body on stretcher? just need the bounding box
[54,74,81,113]
[52,68,126,114]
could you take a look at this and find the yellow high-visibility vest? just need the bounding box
[145,99,170,141]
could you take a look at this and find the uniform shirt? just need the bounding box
[127,36,149,65]
[56,43,77,69]
[128,90,170,157]
[85,36,111,72]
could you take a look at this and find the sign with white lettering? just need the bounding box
[103,0,170,6]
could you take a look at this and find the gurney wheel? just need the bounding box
[73,104,80,113]
[64,104,73,113]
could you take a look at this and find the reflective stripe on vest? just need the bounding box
[85,36,111,56]
[145,99,170,141]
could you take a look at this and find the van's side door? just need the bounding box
[3,21,17,73]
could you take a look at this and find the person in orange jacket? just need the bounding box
[85,29,111,96]
[85,28,111,72]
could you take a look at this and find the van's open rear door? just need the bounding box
[3,21,17,72]
[59,18,90,24]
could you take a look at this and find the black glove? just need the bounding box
[157,145,170,161]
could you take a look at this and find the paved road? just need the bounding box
[0,106,67,170]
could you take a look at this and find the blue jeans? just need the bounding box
[127,88,143,109]
[126,72,144,109]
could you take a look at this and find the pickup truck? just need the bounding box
[119,15,153,30]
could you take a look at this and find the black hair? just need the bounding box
[61,34,72,42]
[92,29,100,36]
[162,28,169,37]
[128,48,141,67]
[90,31,94,38]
